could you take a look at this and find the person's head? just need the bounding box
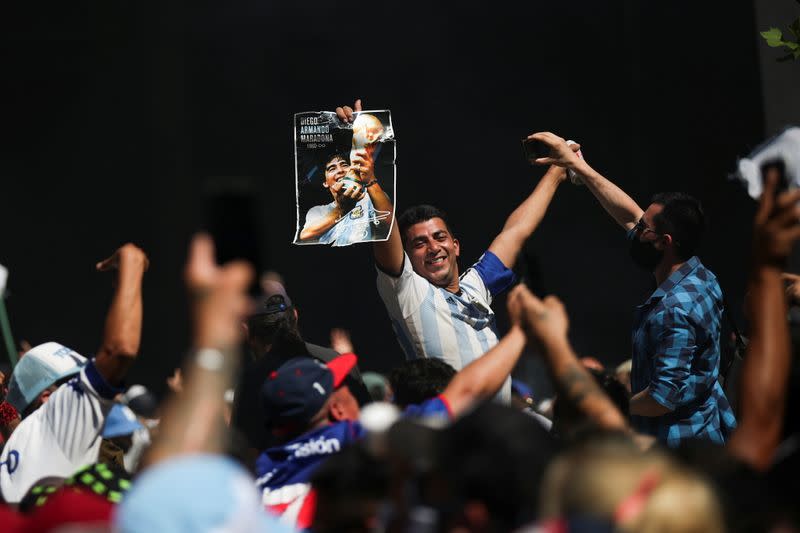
[311,442,389,533]
[260,354,360,441]
[388,358,456,408]
[398,205,461,289]
[7,342,86,418]
[322,152,351,193]
[540,431,722,533]
[245,281,303,358]
[433,402,558,531]
[629,193,704,272]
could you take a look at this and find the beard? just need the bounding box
[629,238,663,272]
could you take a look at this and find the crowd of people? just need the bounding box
[0,101,798,532]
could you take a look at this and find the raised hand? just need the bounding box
[96,243,149,273]
[527,132,582,169]
[753,170,800,270]
[507,284,569,349]
[335,98,363,124]
[184,234,254,350]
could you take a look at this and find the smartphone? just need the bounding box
[522,138,550,163]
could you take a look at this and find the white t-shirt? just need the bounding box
[303,196,390,247]
[0,361,117,503]
[377,252,515,401]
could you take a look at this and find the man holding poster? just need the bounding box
[335,100,578,401]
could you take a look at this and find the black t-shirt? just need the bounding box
[231,342,371,452]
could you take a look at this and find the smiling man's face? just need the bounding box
[404,217,461,289]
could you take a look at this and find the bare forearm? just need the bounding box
[96,262,145,384]
[488,166,564,267]
[542,337,629,430]
[629,387,672,417]
[367,181,393,218]
[143,348,238,468]
[574,160,643,230]
[442,326,526,415]
[729,267,790,470]
[300,209,341,240]
[373,215,404,276]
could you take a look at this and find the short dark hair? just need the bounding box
[650,192,705,260]
[397,205,455,244]
[388,359,456,408]
[323,151,348,168]
[246,295,301,352]
[438,402,557,529]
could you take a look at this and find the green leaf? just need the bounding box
[761,27,786,47]
[785,40,800,50]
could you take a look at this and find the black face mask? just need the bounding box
[628,236,664,272]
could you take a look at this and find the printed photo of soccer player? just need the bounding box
[293,108,395,247]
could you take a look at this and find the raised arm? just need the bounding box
[440,326,527,416]
[487,164,568,268]
[337,99,404,275]
[509,284,629,431]
[728,171,800,471]
[144,234,253,467]
[93,244,148,386]
[531,132,644,231]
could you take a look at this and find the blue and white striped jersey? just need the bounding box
[377,251,515,400]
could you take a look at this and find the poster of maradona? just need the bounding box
[293,109,396,247]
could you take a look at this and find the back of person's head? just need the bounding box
[311,443,389,533]
[389,359,456,408]
[539,431,723,532]
[246,288,303,357]
[260,354,358,440]
[650,192,705,260]
[437,402,558,530]
[397,205,454,244]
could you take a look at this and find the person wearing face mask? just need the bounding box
[529,131,736,447]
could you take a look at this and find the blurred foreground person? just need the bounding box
[117,235,292,533]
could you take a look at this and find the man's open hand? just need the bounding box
[753,170,800,269]
[507,284,569,349]
[185,234,253,350]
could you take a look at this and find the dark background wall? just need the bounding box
[1,0,771,396]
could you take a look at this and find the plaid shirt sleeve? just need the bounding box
[648,306,697,411]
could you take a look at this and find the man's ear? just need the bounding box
[293,308,299,322]
[39,388,54,405]
[328,396,347,422]
[453,238,461,258]
[657,234,673,250]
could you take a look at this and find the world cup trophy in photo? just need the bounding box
[337,113,386,197]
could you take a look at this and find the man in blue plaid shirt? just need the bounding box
[531,132,737,446]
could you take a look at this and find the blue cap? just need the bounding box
[7,342,86,413]
[103,404,144,438]
[260,353,357,427]
[115,454,293,533]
